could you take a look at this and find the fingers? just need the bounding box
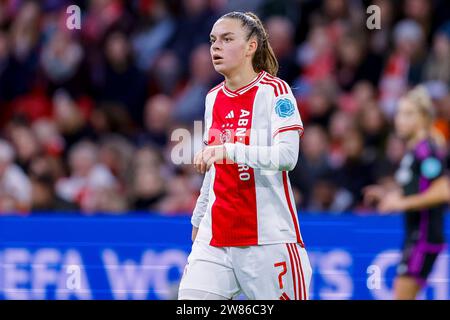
[377,194,399,214]
[363,188,376,206]
[377,201,392,214]
[194,146,225,173]
[199,157,208,174]
[201,149,213,173]
[377,200,387,212]
[363,185,384,207]
[194,148,213,174]
[193,150,203,173]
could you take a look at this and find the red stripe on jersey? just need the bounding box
[262,76,283,96]
[236,71,265,94]
[223,71,265,95]
[208,82,223,94]
[286,244,298,300]
[283,171,304,246]
[222,86,238,97]
[266,74,287,95]
[260,80,279,96]
[209,87,259,246]
[268,74,288,95]
[273,125,304,138]
[293,244,307,300]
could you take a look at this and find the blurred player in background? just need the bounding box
[178,11,311,300]
[364,86,449,300]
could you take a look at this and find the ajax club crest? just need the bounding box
[220,128,232,143]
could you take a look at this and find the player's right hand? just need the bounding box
[362,185,385,207]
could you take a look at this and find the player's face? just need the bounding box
[395,98,423,140]
[209,18,251,76]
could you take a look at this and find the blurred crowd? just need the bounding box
[0,0,449,215]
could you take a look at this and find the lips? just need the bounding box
[212,54,223,62]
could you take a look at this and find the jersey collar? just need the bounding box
[222,71,266,97]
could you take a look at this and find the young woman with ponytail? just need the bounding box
[178,12,312,300]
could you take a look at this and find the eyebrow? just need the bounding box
[209,32,235,38]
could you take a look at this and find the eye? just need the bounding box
[224,38,232,42]
[209,38,215,44]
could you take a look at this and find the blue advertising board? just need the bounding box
[0,214,448,300]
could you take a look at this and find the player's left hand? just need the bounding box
[377,192,405,214]
[194,145,231,174]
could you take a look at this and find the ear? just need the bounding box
[246,37,258,57]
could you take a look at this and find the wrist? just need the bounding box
[398,197,410,211]
[223,143,235,162]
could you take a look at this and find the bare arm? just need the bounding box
[378,176,450,213]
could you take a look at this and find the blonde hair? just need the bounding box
[221,11,279,76]
[403,85,446,146]
[403,85,434,124]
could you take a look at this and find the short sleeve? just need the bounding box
[419,155,445,181]
[271,86,304,138]
[415,140,446,182]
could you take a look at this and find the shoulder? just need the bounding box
[415,139,446,179]
[258,73,291,98]
[205,82,224,107]
[415,139,445,161]
[207,81,224,95]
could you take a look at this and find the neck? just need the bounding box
[407,128,428,149]
[224,66,259,91]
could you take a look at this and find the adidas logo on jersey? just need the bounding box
[225,110,234,119]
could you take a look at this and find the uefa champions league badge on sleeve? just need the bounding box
[275,98,295,118]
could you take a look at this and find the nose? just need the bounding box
[211,40,221,52]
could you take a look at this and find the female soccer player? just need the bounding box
[178,12,312,300]
[364,86,449,300]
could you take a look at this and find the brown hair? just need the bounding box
[221,11,279,76]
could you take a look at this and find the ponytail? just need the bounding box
[221,11,279,76]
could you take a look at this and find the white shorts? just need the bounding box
[178,240,312,300]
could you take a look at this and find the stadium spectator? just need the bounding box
[96,30,148,126]
[132,0,176,72]
[173,44,217,124]
[334,128,377,208]
[0,0,448,215]
[0,139,32,213]
[55,140,118,213]
[379,19,426,117]
[423,23,450,86]
[291,125,333,209]
[265,16,298,84]
[129,146,166,211]
[136,94,174,148]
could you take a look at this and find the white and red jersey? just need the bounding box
[193,70,305,247]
